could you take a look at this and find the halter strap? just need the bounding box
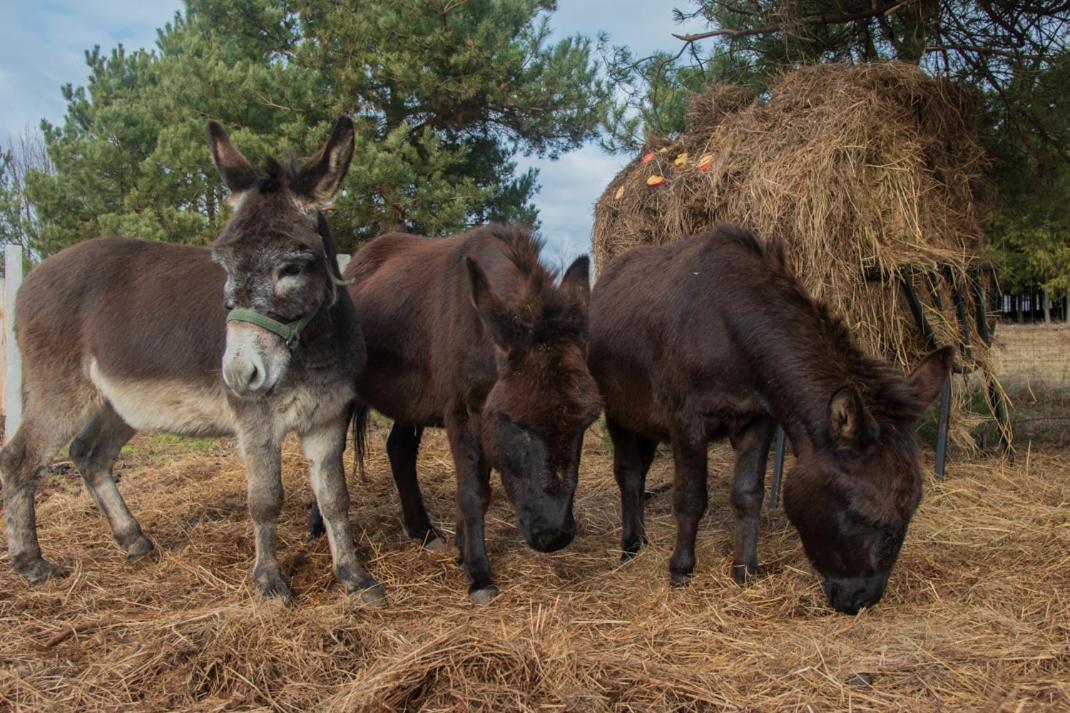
[226,306,319,349]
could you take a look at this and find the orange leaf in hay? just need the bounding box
[674,152,689,167]
[646,175,666,187]
[614,186,625,200]
[641,152,656,164]
[697,153,715,172]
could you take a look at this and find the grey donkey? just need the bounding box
[0,116,384,606]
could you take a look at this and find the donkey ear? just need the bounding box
[294,115,355,210]
[828,387,879,449]
[560,255,591,309]
[207,121,258,199]
[908,346,954,407]
[467,256,526,349]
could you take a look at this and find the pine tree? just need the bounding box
[26,0,608,255]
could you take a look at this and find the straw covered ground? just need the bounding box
[1,407,1067,710]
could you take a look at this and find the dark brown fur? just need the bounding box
[342,224,601,602]
[589,224,951,614]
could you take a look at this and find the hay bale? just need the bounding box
[595,63,991,364]
[685,83,758,134]
[594,62,1004,446]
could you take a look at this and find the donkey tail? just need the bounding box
[351,402,370,483]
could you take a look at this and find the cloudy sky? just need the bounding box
[0,1,704,264]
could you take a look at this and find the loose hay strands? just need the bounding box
[593,63,1001,448]
[1,430,1067,711]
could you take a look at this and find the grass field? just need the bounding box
[0,326,1067,711]
[989,322,1070,449]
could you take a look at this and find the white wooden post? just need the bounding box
[0,276,5,413]
[4,245,23,442]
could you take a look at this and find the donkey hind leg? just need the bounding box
[387,422,444,549]
[300,417,386,608]
[0,403,92,583]
[69,403,153,561]
[729,417,775,584]
[237,431,291,600]
[606,417,658,560]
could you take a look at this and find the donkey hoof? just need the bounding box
[669,570,693,588]
[125,535,156,562]
[356,581,388,609]
[620,537,646,561]
[423,535,447,551]
[409,526,447,550]
[18,558,69,585]
[339,567,387,608]
[468,584,498,605]
[254,571,293,602]
[731,561,761,585]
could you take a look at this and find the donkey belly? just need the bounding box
[88,359,236,437]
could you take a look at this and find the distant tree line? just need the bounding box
[0,0,1066,318]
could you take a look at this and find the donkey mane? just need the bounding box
[256,157,300,194]
[470,224,587,344]
[715,224,926,450]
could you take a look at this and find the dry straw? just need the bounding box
[593,63,1005,447]
[1,428,1066,711]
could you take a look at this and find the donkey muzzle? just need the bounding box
[526,523,575,553]
[222,322,290,396]
[823,572,889,614]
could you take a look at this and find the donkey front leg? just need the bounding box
[445,412,495,604]
[729,417,775,584]
[300,417,385,607]
[668,429,709,587]
[237,433,291,600]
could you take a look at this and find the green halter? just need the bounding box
[226,307,319,349]
[226,273,352,349]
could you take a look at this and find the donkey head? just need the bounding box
[208,117,354,397]
[783,347,953,614]
[469,247,602,553]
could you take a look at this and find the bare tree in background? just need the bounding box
[605,2,1069,153]
[672,1,1070,155]
[0,127,54,261]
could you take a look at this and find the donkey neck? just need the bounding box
[738,287,879,454]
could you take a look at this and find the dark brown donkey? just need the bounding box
[333,225,601,603]
[589,224,952,614]
[0,117,384,605]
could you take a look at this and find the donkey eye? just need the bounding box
[278,264,303,279]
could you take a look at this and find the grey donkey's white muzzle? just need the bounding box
[222,322,291,396]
